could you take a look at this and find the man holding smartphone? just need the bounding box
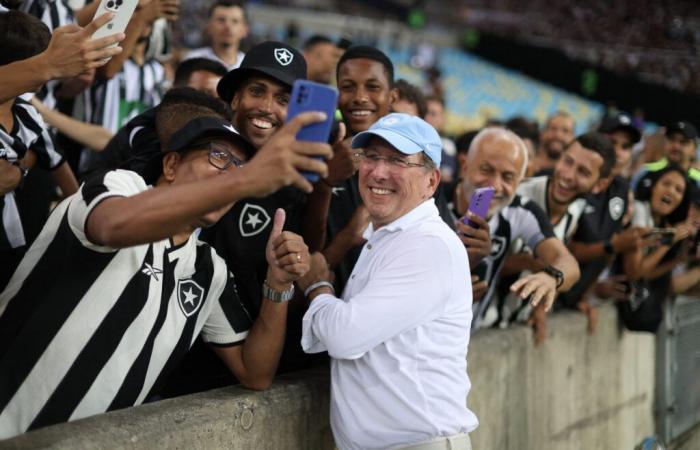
[451,128,580,331]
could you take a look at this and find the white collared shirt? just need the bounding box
[302,199,479,450]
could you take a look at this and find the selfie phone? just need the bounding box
[286,80,338,182]
[643,228,676,246]
[463,186,495,228]
[91,0,140,46]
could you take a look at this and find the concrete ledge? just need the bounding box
[0,305,655,450]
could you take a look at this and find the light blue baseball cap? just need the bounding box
[351,113,442,167]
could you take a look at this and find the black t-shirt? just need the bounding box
[82,107,159,176]
[558,176,630,309]
[199,187,307,319]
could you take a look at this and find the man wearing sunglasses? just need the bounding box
[0,102,332,436]
[298,113,478,450]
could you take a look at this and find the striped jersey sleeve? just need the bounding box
[201,268,252,346]
[14,99,64,170]
[504,195,556,250]
[67,170,149,251]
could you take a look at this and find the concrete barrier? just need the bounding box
[1,305,655,450]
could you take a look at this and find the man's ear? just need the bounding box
[427,167,441,197]
[388,88,398,107]
[591,175,612,195]
[162,152,181,183]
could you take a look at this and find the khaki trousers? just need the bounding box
[392,433,472,450]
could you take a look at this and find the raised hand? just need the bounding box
[265,209,310,290]
[243,112,333,195]
[43,13,125,78]
[456,212,491,267]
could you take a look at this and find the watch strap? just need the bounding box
[543,265,564,289]
[262,280,295,303]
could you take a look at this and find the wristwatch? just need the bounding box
[542,265,564,289]
[262,280,295,303]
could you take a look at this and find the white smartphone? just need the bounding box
[91,0,140,44]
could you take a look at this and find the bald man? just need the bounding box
[451,127,580,329]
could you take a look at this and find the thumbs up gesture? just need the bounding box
[265,208,311,290]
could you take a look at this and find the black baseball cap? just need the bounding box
[598,112,641,144]
[141,116,255,184]
[666,120,698,141]
[217,41,306,103]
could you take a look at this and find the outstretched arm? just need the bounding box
[86,112,332,248]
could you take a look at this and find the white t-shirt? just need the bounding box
[183,47,245,71]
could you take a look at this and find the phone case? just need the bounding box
[286,80,338,182]
[464,186,495,228]
[91,0,140,43]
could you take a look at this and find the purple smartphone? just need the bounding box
[463,186,495,228]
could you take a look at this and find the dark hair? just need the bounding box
[336,45,394,86]
[636,163,692,224]
[208,0,247,21]
[155,88,231,149]
[455,130,480,155]
[0,10,51,66]
[506,116,539,149]
[393,79,427,118]
[303,34,334,51]
[174,58,228,87]
[424,95,445,108]
[569,131,616,179]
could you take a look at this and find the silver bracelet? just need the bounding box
[304,281,335,298]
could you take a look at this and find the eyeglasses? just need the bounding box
[206,142,245,170]
[353,151,427,170]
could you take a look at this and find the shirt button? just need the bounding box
[367,244,372,250]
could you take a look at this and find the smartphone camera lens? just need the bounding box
[107,0,114,7]
[116,0,122,5]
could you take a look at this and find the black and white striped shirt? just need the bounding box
[79,59,164,173]
[0,170,251,438]
[0,98,64,251]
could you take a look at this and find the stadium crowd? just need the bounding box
[1,0,699,448]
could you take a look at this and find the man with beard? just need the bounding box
[500,132,614,341]
[183,0,248,71]
[560,113,648,320]
[533,111,575,174]
[451,128,580,330]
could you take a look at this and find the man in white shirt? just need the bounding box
[298,113,478,450]
[183,0,248,71]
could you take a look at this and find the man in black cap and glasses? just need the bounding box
[0,91,331,437]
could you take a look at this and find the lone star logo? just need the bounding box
[223,124,238,134]
[274,48,293,66]
[239,203,272,237]
[177,279,205,317]
[331,186,346,196]
[141,263,163,281]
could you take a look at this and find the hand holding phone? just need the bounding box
[286,80,338,183]
[463,186,495,228]
[91,0,140,45]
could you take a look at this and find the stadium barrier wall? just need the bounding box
[2,305,656,450]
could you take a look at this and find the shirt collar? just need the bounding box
[363,198,437,240]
